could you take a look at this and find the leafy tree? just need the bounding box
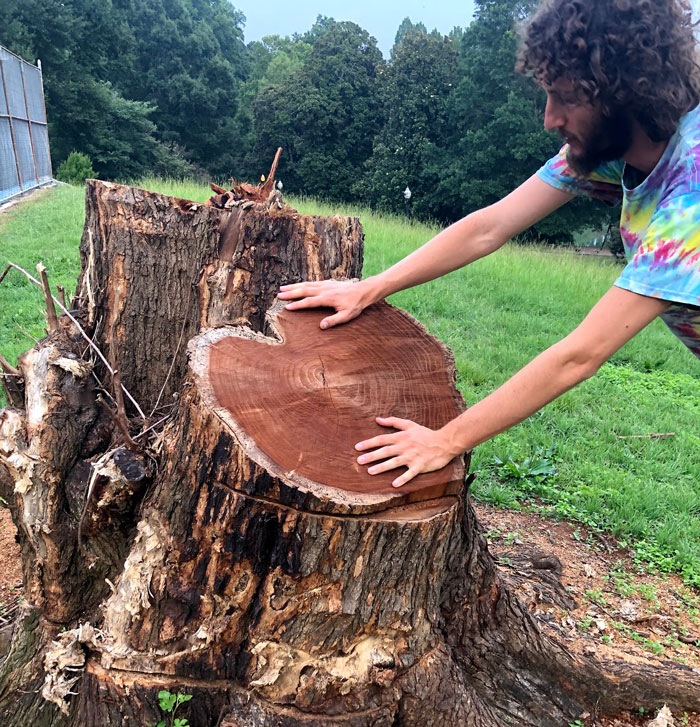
[354,31,459,220]
[115,0,249,178]
[393,17,428,51]
[250,21,384,200]
[231,35,313,178]
[0,0,179,180]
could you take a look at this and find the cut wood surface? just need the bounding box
[202,302,464,500]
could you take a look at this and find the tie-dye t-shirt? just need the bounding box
[537,106,700,361]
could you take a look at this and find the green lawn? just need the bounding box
[2,180,700,585]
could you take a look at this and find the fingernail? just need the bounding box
[357,456,366,464]
[320,322,327,329]
[392,481,401,488]
[355,443,364,450]
[368,467,376,474]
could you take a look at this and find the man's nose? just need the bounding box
[544,97,565,131]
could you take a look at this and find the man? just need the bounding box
[278,0,700,488]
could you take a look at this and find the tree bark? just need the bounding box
[0,179,699,727]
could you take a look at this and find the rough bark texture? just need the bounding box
[0,180,699,727]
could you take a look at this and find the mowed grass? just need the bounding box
[2,180,700,585]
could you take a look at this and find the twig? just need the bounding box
[97,396,139,452]
[56,285,67,309]
[133,413,172,441]
[0,262,145,420]
[616,433,675,440]
[0,354,19,378]
[15,322,39,345]
[36,262,59,332]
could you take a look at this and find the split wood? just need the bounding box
[0,262,146,420]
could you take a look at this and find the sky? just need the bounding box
[235,0,477,57]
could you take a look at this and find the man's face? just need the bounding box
[543,79,632,175]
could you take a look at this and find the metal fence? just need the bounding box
[0,45,52,204]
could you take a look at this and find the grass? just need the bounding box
[2,179,700,586]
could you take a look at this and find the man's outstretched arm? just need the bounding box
[356,286,671,487]
[278,175,573,329]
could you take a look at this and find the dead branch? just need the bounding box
[36,262,59,332]
[0,354,19,378]
[616,433,675,440]
[57,286,67,309]
[260,147,283,197]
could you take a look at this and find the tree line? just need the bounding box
[1,0,612,242]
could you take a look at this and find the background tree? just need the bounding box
[0,0,172,180]
[232,35,313,179]
[114,0,249,178]
[354,31,459,220]
[250,20,385,201]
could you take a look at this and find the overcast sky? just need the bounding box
[235,0,477,57]
[237,0,700,58]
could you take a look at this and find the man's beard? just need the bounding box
[565,109,633,176]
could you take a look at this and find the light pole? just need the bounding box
[403,186,412,218]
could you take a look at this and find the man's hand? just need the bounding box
[278,279,378,329]
[355,417,458,488]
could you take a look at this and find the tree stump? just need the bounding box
[1,179,699,727]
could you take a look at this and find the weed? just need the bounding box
[584,589,607,607]
[577,616,593,632]
[491,445,557,483]
[152,690,192,727]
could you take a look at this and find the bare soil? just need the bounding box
[0,501,698,726]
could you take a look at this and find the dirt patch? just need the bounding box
[0,500,697,725]
[474,501,700,726]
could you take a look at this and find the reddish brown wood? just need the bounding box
[207,303,464,498]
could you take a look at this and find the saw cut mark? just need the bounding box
[208,302,465,497]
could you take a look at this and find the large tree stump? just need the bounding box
[1,179,699,727]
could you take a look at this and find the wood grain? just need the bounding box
[208,303,465,497]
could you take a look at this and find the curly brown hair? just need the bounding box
[516,0,700,141]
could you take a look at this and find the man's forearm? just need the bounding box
[442,340,596,455]
[364,209,505,301]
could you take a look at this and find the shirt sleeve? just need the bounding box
[537,144,624,206]
[615,192,700,307]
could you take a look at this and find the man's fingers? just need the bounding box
[356,445,397,465]
[366,456,404,475]
[392,468,418,488]
[355,434,397,451]
[320,310,355,329]
[283,296,324,311]
[376,416,413,430]
[278,283,321,299]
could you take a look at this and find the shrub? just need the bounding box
[56,151,96,185]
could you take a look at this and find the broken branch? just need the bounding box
[616,433,675,440]
[36,262,59,332]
